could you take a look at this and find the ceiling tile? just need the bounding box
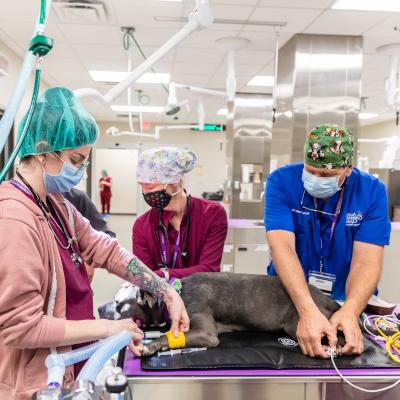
[115,0,185,29]
[305,10,390,35]
[235,50,274,65]
[239,31,292,52]
[245,7,323,33]
[179,29,242,49]
[172,62,218,75]
[258,0,333,8]
[184,4,254,22]
[0,1,40,22]
[174,47,225,63]
[58,24,122,45]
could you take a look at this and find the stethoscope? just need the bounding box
[157,194,191,269]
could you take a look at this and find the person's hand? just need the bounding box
[164,288,190,337]
[330,308,363,355]
[296,309,337,358]
[101,318,144,357]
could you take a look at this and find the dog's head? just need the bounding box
[98,284,166,327]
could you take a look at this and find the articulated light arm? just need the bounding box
[74,1,213,104]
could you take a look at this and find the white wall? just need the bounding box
[359,120,400,169]
[94,148,138,214]
[92,121,227,214]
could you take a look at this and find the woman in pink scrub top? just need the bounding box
[0,88,188,400]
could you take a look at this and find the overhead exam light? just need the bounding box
[164,82,191,116]
[377,43,400,125]
[164,36,250,120]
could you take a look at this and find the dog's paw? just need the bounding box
[140,341,162,357]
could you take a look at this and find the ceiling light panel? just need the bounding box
[332,0,400,12]
[247,75,275,87]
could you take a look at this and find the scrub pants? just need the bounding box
[100,191,111,214]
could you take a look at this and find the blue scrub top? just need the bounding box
[264,163,391,301]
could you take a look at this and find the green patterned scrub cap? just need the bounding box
[304,124,353,169]
[18,87,99,159]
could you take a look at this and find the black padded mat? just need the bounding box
[141,331,400,371]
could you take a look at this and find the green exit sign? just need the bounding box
[191,124,225,132]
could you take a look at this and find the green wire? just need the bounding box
[0,69,41,183]
[39,0,47,25]
[123,31,169,95]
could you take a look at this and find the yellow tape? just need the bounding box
[166,330,186,349]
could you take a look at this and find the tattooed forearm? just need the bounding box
[125,257,171,299]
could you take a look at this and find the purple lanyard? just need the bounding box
[10,179,32,197]
[10,179,82,260]
[159,229,181,268]
[313,188,345,273]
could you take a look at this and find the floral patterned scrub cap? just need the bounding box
[304,124,354,169]
[136,147,198,184]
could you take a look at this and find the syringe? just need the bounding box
[157,347,207,356]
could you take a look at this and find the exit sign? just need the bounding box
[191,124,225,132]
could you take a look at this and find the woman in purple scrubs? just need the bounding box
[133,147,228,281]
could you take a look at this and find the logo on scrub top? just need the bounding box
[346,211,363,226]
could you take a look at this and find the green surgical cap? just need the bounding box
[18,87,99,159]
[304,124,354,169]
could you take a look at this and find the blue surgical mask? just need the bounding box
[302,169,344,199]
[43,162,86,193]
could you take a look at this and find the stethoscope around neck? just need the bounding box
[157,194,191,268]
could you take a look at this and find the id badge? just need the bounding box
[308,271,336,296]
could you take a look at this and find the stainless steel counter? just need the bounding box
[128,375,400,400]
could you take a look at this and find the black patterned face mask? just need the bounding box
[142,187,172,209]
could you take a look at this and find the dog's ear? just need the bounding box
[142,291,157,309]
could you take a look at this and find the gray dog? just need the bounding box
[98,273,341,356]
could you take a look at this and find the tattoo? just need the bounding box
[125,257,171,300]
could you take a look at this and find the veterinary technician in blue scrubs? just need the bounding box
[264,124,391,359]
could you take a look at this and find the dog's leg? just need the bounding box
[140,313,220,356]
[283,316,299,341]
[183,312,220,348]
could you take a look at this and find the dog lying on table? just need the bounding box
[98,272,342,356]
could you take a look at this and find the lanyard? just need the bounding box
[10,178,32,197]
[159,228,181,268]
[313,187,345,273]
[10,178,83,266]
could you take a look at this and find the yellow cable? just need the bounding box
[374,319,400,364]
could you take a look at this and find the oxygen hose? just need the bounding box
[0,0,52,179]
[45,331,132,387]
[0,68,41,183]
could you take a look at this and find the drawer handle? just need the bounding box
[238,247,248,252]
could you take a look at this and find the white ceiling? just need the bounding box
[1,0,400,127]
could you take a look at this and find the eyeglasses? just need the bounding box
[52,152,90,175]
[300,190,342,217]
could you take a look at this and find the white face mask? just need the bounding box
[302,168,346,199]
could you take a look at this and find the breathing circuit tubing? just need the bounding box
[0,0,53,183]
[46,330,132,387]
